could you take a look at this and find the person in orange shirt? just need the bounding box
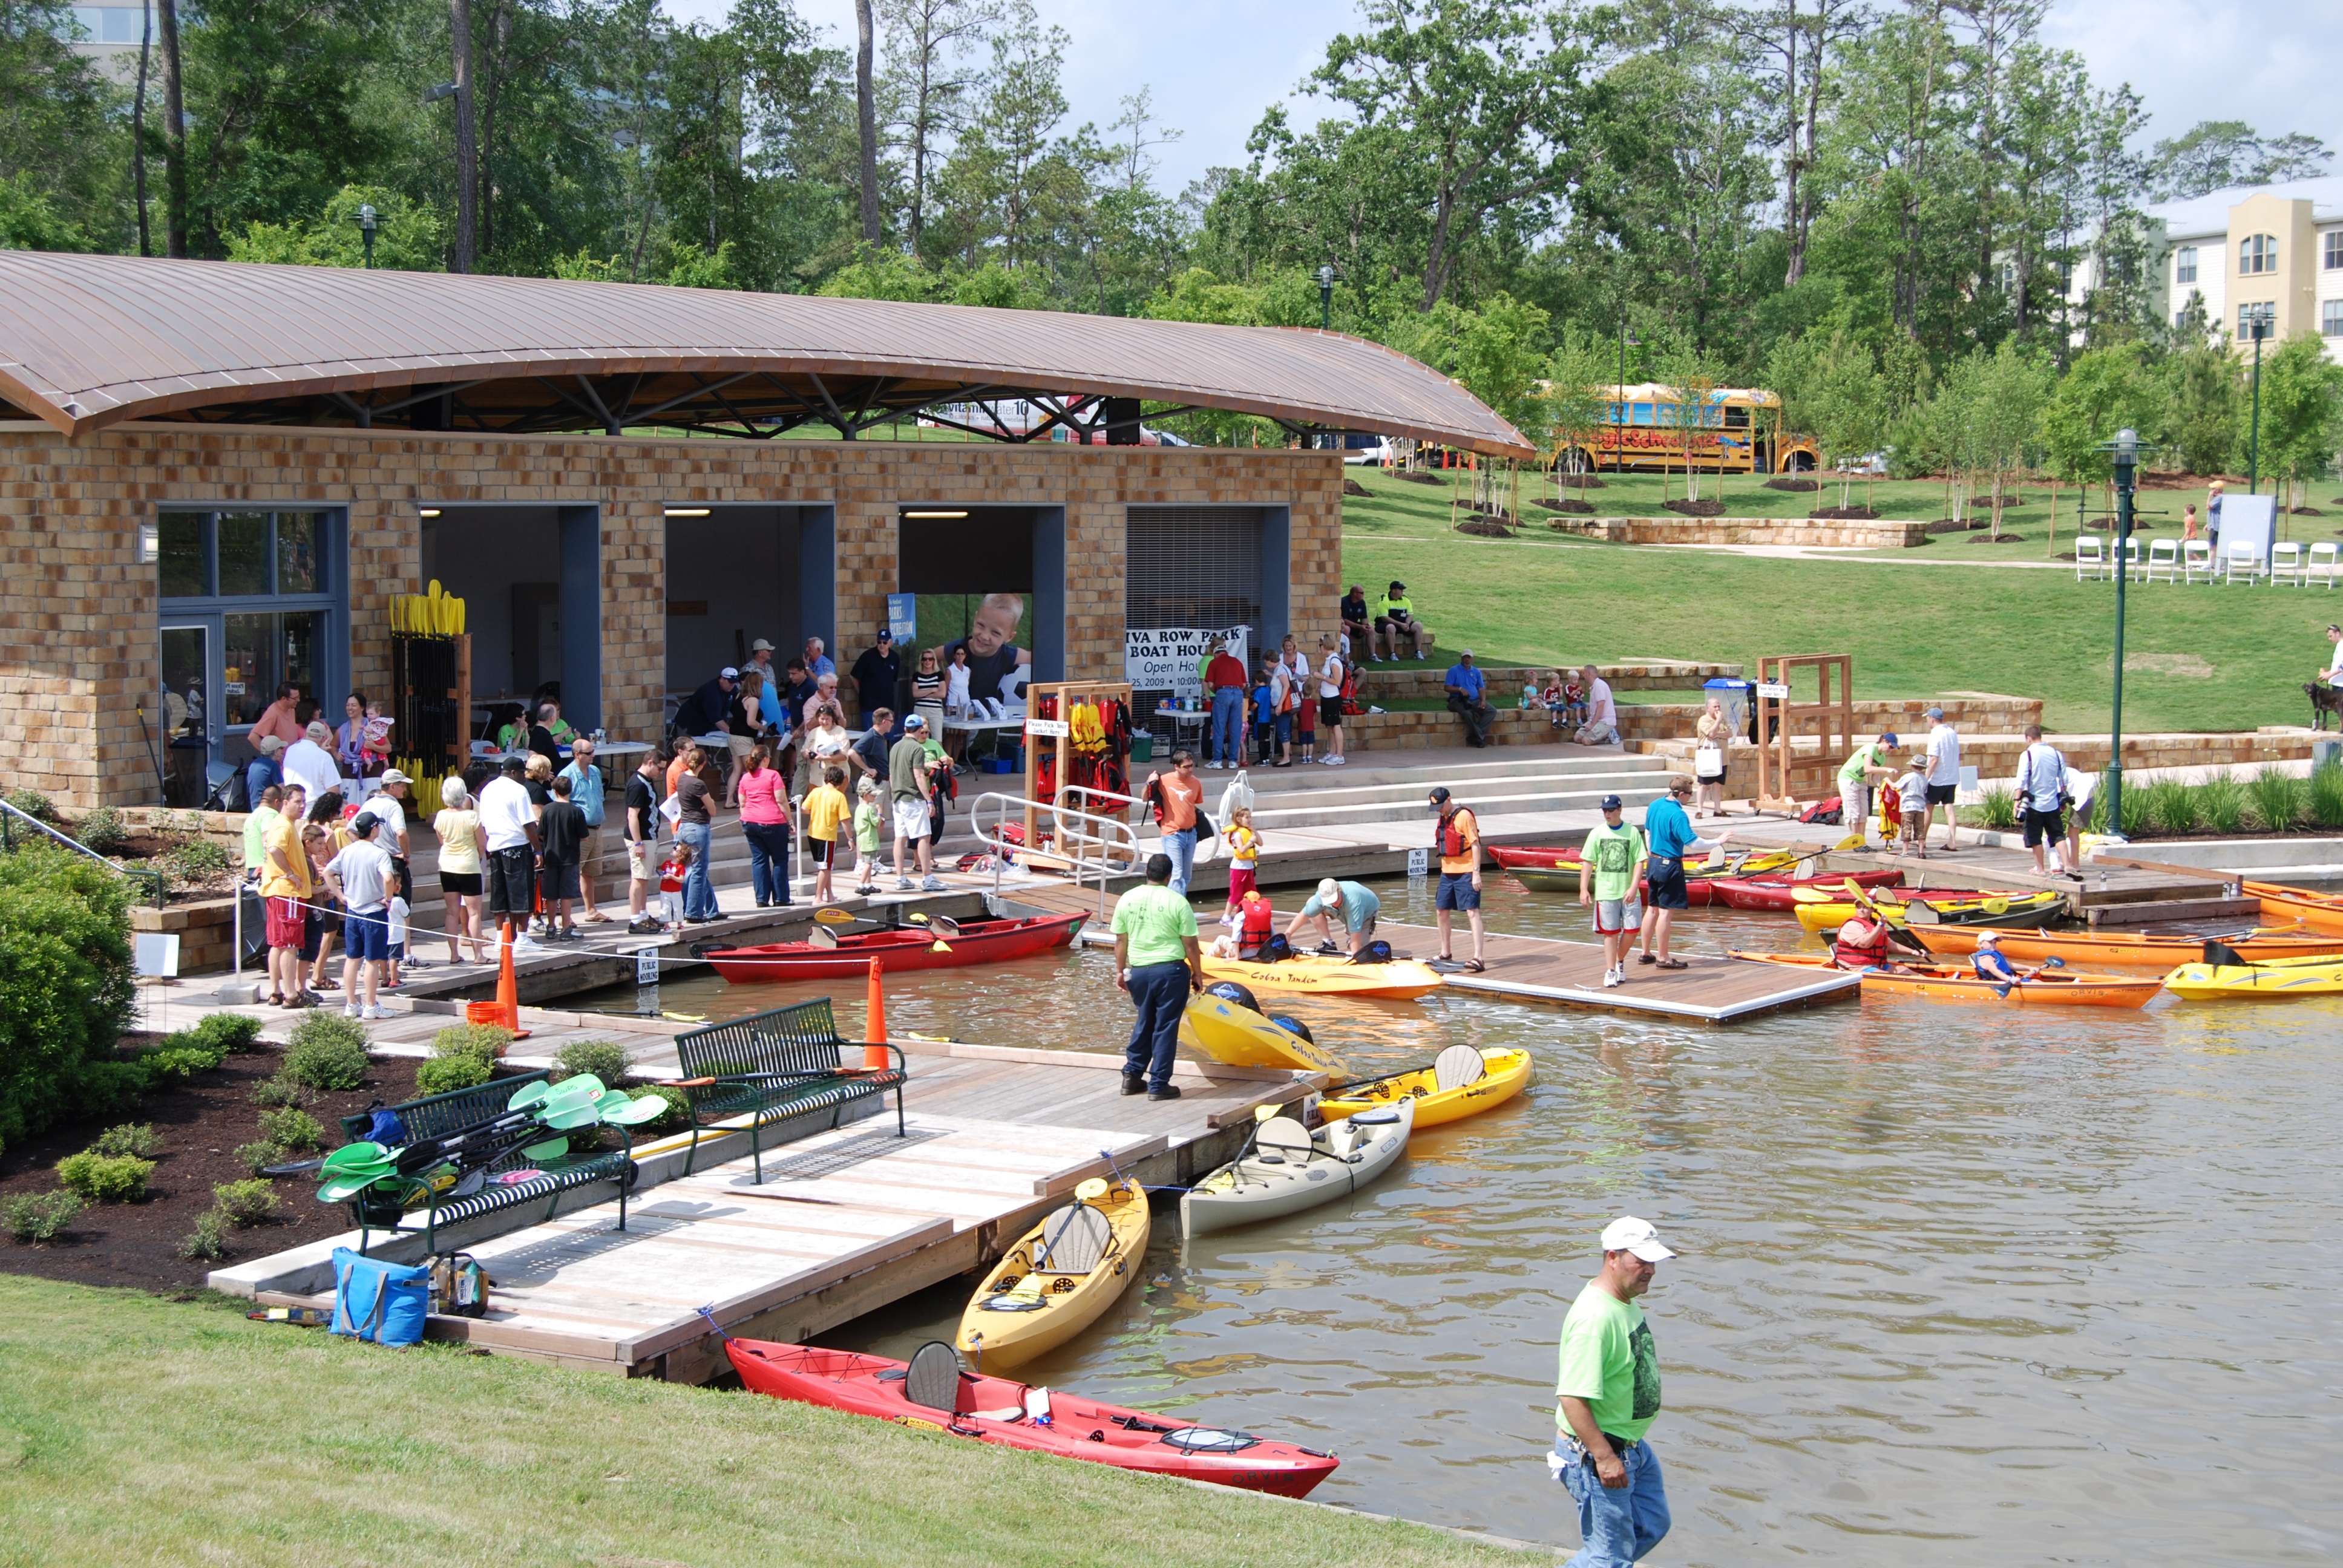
[248,683,307,748]
[1146,750,1205,895]
[1429,785,1486,970]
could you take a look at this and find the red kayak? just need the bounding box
[1708,869,1906,912]
[1492,845,1729,906]
[726,1338,1339,1497]
[699,912,1087,982]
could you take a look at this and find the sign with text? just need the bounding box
[636,947,660,986]
[1406,848,1429,878]
[1125,626,1251,701]
[1756,682,1791,700]
[1024,717,1070,739]
[886,593,919,644]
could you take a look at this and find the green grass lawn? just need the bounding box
[1340,481,2343,734]
[0,1277,1534,1568]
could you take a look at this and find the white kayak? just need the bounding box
[1179,1096,1415,1237]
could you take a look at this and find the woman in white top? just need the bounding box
[1315,634,1347,766]
[944,644,974,716]
[799,703,854,797]
[431,777,488,964]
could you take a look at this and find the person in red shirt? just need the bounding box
[1146,750,1206,894]
[1204,641,1251,769]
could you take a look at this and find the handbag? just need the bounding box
[1693,745,1724,777]
[330,1247,430,1346]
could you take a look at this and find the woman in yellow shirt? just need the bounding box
[433,777,487,965]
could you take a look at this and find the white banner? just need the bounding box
[1125,626,1251,701]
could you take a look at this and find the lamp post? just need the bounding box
[1316,264,1337,332]
[356,202,377,268]
[2246,307,2270,494]
[2103,426,2141,841]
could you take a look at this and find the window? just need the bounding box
[2240,301,2276,341]
[2324,300,2343,338]
[2326,231,2343,270]
[156,509,341,742]
[2240,234,2278,275]
[2175,246,2198,284]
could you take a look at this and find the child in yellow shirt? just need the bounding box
[1219,806,1260,926]
[803,765,851,903]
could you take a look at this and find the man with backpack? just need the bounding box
[2014,724,2069,877]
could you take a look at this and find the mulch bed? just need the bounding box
[1809,506,1881,520]
[1764,477,1820,492]
[1966,532,2029,544]
[1342,478,1374,497]
[1454,517,1516,537]
[1553,474,1607,490]
[0,1040,427,1291]
[1662,498,1727,517]
[1393,470,1447,485]
[1536,498,1596,515]
[2290,506,2325,517]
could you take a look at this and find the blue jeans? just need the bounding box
[742,820,791,906]
[1124,961,1191,1089]
[1162,828,1196,895]
[1559,1441,1671,1567]
[1209,686,1244,765]
[677,822,717,920]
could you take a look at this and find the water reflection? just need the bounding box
[568,874,2339,1562]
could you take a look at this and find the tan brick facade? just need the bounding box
[0,421,1342,810]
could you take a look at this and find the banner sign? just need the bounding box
[1124,626,1251,701]
[886,593,919,644]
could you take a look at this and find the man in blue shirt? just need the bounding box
[1444,649,1495,748]
[557,737,608,923]
[1638,777,1728,969]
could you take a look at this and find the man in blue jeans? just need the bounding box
[1444,649,1495,747]
[1553,1216,1676,1567]
[1202,640,1250,769]
[1112,853,1203,1100]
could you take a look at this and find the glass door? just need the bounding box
[160,622,214,806]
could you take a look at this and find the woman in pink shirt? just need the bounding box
[735,743,794,908]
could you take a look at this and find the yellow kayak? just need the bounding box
[1317,1045,1532,1129]
[1791,889,2066,936]
[1198,952,1445,1001]
[957,1177,1149,1370]
[1178,994,1346,1074]
[2163,952,2343,1000]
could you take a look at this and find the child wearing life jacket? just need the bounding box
[1236,888,1276,959]
[1220,807,1260,924]
[657,841,690,932]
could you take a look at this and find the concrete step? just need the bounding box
[1247,772,1671,832]
[1208,750,1670,799]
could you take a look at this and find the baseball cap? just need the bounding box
[1316,877,1341,904]
[720,665,739,680]
[1428,786,1453,804]
[1924,706,1944,719]
[1599,793,1624,811]
[1460,648,1475,658]
[903,714,926,730]
[750,638,774,652]
[1388,580,1406,592]
[379,768,412,785]
[1974,929,2001,946]
[1879,731,1899,748]
[877,627,894,640]
[255,734,285,754]
[1600,1216,1675,1261]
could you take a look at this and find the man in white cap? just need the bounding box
[1284,877,1381,958]
[1553,1215,1675,1567]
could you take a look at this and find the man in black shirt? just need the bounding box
[673,668,741,737]
[848,631,902,728]
[624,748,663,934]
[537,775,589,940]
[1340,585,1369,659]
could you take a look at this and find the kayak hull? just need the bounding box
[2163,952,2343,999]
[726,1338,1338,1496]
[1734,951,2162,1007]
[1178,995,1346,1073]
[1180,1097,1414,1236]
[1506,854,1719,905]
[1791,890,2065,936]
[2246,881,2343,935]
[955,1177,1148,1370]
[1198,953,1446,1001]
[1709,869,1906,911]
[701,912,1086,982]
[1910,924,2343,968]
[1317,1048,1534,1129]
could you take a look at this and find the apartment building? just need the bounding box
[2151,176,2343,359]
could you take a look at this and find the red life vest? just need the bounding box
[1239,896,1273,947]
[1438,808,1477,861]
[1833,913,1894,968]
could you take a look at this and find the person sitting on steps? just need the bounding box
[1372,580,1435,661]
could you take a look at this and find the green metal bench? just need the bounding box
[336,1071,637,1253]
[669,998,908,1181]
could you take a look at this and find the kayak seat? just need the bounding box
[1431,1045,1486,1094]
[672,998,909,1183]
[905,1341,968,1413]
[1032,1204,1112,1274]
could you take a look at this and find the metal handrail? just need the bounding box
[0,799,168,907]
[969,791,1141,922]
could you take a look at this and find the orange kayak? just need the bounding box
[1907,923,2343,968]
[1734,951,2163,1008]
[2246,881,2343,936]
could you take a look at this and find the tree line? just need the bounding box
[1,0,2336,474]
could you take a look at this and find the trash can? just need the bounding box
[1703,678,1751,742]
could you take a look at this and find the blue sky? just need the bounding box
[667,0,2343,198]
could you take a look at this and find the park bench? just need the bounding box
[669,999,908,1182]
[336,1070,637,1253]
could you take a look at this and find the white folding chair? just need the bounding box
[2145,537,2179,583]
[2119,537,2145,580]
[2225,540,2265,583]
[2074,535,2107,581]
[2272,541,2304,586]
[2308,541,2340,589]
[2183,538,2216,583]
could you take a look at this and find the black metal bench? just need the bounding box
[336,1071,637,1253]
[669,998,908,1181]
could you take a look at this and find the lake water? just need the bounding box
[571,875,2343,1563]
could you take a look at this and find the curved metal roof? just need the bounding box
[0,252,1532,455]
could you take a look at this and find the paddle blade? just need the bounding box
[508,1082,550,1110]
[929,941,952,952]
[540,1103,601,1132]
[2203,940,2249,968]
[603,1096,668,1127]
[905,912,929,926]
[520,1135,570,1160]
[2043,956,2068,969]
[813,906,859,925]
[1982,898,2009,915]
[547,1074,606,1103]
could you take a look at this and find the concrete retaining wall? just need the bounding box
[1639,730,2327,800]
[1358,661,1742,702]
[1544,515,1930,549]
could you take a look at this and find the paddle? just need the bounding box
[1841,877,1928,958]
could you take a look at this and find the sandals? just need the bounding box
[1656,958,1689,970]
[1464,959,1486,973]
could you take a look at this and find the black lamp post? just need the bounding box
[2246,306,2270,494]
[2103,426,2141,841]
[356,202,377,268]
[1316,264,1337,331]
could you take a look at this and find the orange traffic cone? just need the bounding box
[466,918,531,1039]
[865,957,888,1068]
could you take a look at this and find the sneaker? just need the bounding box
[1602,969,1622,988]
[343,1005,362,1019]
[1147,1084,1183,1101]
[1121,1072,1147,1097]
[362,1005,396,1020]
[896,877,915,890]
[920,875,947,892]
[628,916,662,934]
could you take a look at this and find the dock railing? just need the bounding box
[0,797,168,908]
[969,790,1141,922]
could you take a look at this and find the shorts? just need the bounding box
[485,844,536,918]
[2022,805,2066,847]
[1646,856,1689,910]
[542,858,580,901]
[1576,722,1620,746]
[1227,866,1257,902]
[300,909,324,962]
[575,826,601,874]
[894,798,931,840]
[629,840,656,882]
[1594,897,1642,935]
[266,896,306,949]
[438,870,482,896]
[1319,696,1343,731]
[808,836,837,866]
[1435,871,1481,912]
[343,908,392,962]
[1924,782,1957,806]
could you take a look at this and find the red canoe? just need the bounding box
[698,911,1087,982]
[726,1338,1339,1497]
[1708,869,1906,912]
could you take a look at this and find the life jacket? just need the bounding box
[1438,808,1477,861]
[1239,895,1274,948]
[1971,950,2019,982]
[1833,914,1895,969]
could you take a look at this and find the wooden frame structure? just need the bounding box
[1754,653,1855,814]
[1021,680,1136,871]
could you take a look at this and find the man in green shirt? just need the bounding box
[1837,731,1899,847]
[888,714,944,892]
[1112,852,1203,1100]
[1371,579,1435,661]
[1553,1216,1675,1567]
[1578,794,1647,988]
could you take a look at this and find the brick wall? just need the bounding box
[0,422,1341,810]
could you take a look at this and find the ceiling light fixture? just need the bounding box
[664,506,711,517]
[903,509,969,519]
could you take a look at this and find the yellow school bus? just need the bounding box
[1550,384,1818,475]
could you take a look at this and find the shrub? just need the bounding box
[257,1106,325,1152]
[162,837,233,886]
[2143,777,2197,836]
[2,1191,82,1243]
[4,788,57,823]
[2116,778,2154,838]
[190,1011,266,1056]
[552,1039,630,1086]
[431,1022,512,1063]
[250,1076,304,1108]
[415,1050,496,1096]
[73,807,128,856]
[212,1179,278,1226]
[2309,761,2343,829]
[56,1151,154,1202]
[634,1083,690,1134]
[178,1210,226,1260]
[234,1141,285,1175]
[2197,769,2249,836]
[1970,785,2017,831]
[2247,766,2305,831]
[280,1012,370,1090]
[137,1032,231,1084]
[91,1122,163,1158]
[0,844,137,1154]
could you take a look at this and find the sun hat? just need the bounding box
[1600,1216,1675,1261]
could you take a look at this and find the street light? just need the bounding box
[2245,304,2272,495]
[2102,426,2144,841]
[1315,264,1337,331]
[355,203,377,268]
